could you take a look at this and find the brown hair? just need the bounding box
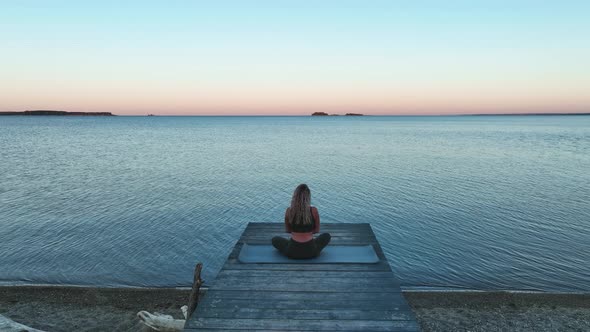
[288,184,312,225]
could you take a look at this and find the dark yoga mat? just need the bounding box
[238,244,380,263]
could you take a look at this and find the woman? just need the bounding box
[272,184,331,259]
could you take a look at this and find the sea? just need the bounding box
[0,115,588,292]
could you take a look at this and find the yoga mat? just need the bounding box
[238,244,379,263]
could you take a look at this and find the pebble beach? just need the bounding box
[1,286,588,331]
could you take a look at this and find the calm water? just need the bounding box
[0,115,589,292]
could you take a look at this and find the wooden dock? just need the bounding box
[184,223,420,331]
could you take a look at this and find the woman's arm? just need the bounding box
[284,208,292,233]
[312,207,320,233]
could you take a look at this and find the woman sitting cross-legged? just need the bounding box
[272,184,331,259]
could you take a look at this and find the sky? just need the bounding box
[1,1,589,115]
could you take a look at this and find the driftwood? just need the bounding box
[137,311,186,331]
[187,263,204,319]
[0,314,46,332]
[137,262,204,331]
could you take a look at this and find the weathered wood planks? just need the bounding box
[184,223,420,331]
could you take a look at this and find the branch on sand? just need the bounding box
[138,262,204,331]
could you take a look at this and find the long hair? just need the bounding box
[288,184,312,225]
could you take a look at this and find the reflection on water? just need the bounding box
[0,115,589,291]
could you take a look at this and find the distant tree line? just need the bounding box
[0,110,114,116]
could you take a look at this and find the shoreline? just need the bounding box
[2,282,588,294]
[1,286,588,331]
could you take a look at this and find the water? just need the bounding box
[0,115,589,292]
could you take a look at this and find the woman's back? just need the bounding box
[272,184,330,259]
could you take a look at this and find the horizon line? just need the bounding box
[3,110,590,117]
[123,112,590,116]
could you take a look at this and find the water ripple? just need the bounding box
[0,115,589,291]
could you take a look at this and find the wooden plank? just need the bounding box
[186,330,419,332]
[197,298,411,311]
[185,318,420,331]
[222,260,392,271]
[186,330,417,332]
[194,307,416,320]
[228,242,389,260]
[241,224,373,237]
[216,270,396,279]
[241,231,375,238]
[208,284,400,292]
[212,275,399,285]
[238,235,378,243]
[210,277,400,290]
[186,330,358,332]
[244,223,371,229]
[201,290,406,301]
[227,242,384,257]
[243,227,372,233]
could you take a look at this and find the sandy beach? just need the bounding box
[406,291,590,332]
[1,286,588,331]
[0,286,188,331]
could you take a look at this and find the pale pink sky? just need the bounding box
[2,2,589,115]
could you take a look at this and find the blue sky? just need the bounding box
[1,1,589,115]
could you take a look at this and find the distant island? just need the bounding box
[312,112,364,116]
[309,112,588,117]
[0,110,115,116]
[467,112,590,116]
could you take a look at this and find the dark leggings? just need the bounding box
[271,233,331,259]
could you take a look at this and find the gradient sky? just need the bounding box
[1,1,589,115]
